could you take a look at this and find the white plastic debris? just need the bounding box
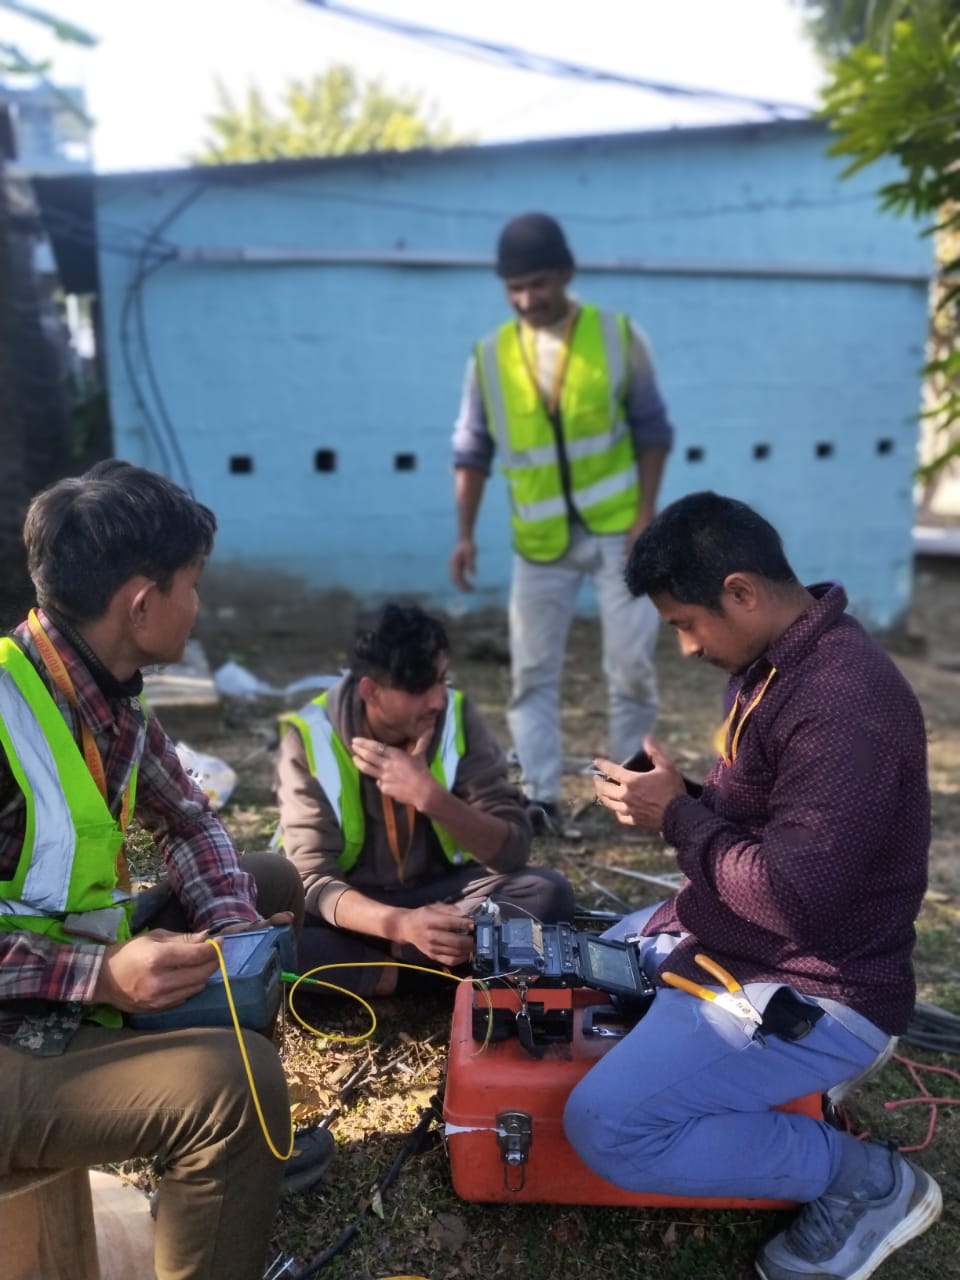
[212,661,342,701]
[175,742,238,809]
[281,672,342,696]
[213,661,279,699]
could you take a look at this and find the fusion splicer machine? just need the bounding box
[471,914,654,1057]
[128,925,295,1034]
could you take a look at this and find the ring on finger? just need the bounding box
[377,742,387,757]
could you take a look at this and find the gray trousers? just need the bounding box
[298,862,576,996]
[508,527,660,803]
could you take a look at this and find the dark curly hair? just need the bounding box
[352,603,449,694]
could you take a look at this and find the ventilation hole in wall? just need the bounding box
[686,446,704,463]
[753,443,771,460]
[314,449,337,472]
[229,455,253,474]
[815,442,834,459]
[876,438,894,455]
[394,453,417,472]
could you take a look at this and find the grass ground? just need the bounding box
[143,597,960,1280]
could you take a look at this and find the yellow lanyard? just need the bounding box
[716,665,778,767]
[520,307,578,417]
[28,610,133,891]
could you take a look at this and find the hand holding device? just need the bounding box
[94,929,220,1013]
[127,925,294,1032]
[592,747,654,783]
[397,903,475,967]
[592,737,685,829]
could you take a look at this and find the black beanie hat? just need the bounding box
[496,212,575,279]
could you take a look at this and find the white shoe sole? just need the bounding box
[755,1168,943,1280]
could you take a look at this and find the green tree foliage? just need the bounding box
[794,0,960,59]
[191,64,465,164]
[795,0,872,58]
[812,1,960,481]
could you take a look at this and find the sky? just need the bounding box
[3,0,828,172]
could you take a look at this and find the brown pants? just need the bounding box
[0,853,303,1280]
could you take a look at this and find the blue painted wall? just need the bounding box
[94,121,931,627]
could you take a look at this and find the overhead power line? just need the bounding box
[301,0,812,118]
[0,1,98,48]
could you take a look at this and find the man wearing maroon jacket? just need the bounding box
[565,491,941,1280]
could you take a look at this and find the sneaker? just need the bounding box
[527,799,583,841]
[281,1125,336,1195]
[755,1149,942,1280]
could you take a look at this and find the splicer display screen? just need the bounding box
[579,937,642,994]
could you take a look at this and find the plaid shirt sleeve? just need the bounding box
[134,714,260,933]
[0,928,105,1005]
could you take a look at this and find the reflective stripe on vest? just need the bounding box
[0,640,135,1022]
[281,690,468,873]
[476,304,638,561]
[0,640,135,927]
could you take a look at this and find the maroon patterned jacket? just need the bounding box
[647,583,929,1035]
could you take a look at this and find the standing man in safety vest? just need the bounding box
[0,460,332,1280]
[276,603,574,995]
[450,212,675,837]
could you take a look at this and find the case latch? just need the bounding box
[496,1109,532,1192]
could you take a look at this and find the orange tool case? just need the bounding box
[443,979,822,1208]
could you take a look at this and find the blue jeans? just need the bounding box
[563,907,887,1202]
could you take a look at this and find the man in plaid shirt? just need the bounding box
[0,461,329,1280]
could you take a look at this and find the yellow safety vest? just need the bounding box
[475,303,639,562]
[279,689,469,872]
[0,639,139,1025]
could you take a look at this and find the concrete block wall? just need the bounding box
[95,121,931,627]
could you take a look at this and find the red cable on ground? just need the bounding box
[884,1054,960,1154]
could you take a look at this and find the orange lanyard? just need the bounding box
[381,792,416,884]
[27,610,133,890]
[717,665,778,767]
[520,307,578,417]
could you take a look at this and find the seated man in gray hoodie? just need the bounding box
[276,603,574,995]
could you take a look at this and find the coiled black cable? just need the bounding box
[903,1000,960,1054]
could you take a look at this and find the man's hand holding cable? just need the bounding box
[93,929,219,1013]
[593,737,685,829]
